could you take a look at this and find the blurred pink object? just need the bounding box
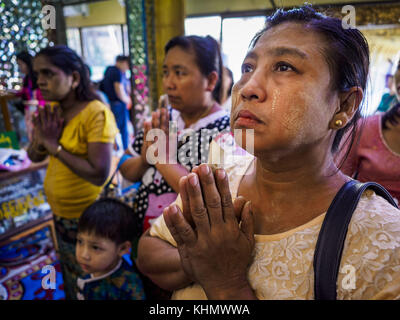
[340,114,400,203]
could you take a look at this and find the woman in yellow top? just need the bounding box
[138,5,400,300]
[27,45,118,300]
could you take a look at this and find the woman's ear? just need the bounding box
[71,70,81,90]
[117,241,131,258]
[329,86,363,129]
[206,71,219,92]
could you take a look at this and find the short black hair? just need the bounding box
[78,198,138,245]
[116,55,129,63]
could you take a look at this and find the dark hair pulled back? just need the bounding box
[16,51,38,90]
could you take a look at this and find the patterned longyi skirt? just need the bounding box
[53,215,84,300]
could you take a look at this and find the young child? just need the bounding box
[75,198,145,300]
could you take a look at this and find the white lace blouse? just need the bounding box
[149,140,400,300]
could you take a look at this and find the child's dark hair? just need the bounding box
[165,35,224,104]
[36,45,99,102]
[78,198,138,245]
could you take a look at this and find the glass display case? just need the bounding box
[0,161,56,249]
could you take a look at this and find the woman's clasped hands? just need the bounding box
[142,107,171,165]
[163,163,257,300]
[32,103,64,156]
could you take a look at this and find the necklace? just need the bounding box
[183,102,218,128]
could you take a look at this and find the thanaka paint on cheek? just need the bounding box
[232,84,240,108]
[275,91,315,143]
[230,88,240,126]
[271,89,279,114]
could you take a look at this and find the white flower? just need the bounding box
[370,230,398,250]
[284,236,308,260]
[373,272,392,290]
[271,261,290,281]
[274,288,294,299]
[250,257,271,278]
[363,252,378,260]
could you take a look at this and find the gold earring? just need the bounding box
[335,119,343,127]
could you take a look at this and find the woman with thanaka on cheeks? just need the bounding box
[137,5,400,300]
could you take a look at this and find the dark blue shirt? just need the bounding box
[100,66,128,103]
[76,259,145,300]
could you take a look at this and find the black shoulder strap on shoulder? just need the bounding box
[313,180,398,300]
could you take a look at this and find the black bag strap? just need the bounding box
[313,180,398,300]
[103,166,119,192]
[102,157,127,196]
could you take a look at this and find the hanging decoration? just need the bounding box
[125,0,155,134]
[144,0,158,112]
[0,0,50,91]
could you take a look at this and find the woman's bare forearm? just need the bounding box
[119,156,150,182]
[155,163,189,193]
[55,148,108,186]
[41,142,113,187]
[137,230,192,291]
